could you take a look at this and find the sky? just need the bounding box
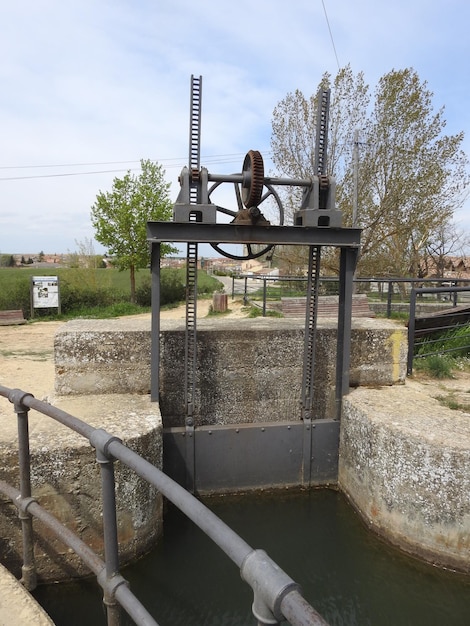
[1,0,470,256]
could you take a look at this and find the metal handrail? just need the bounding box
[231,275,470,317]
[0,385,329,626]
[407,286,470,375]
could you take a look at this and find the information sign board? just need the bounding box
[31,276,60,311]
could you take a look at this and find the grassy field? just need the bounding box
[0,266,222,320]
[0,266,147,291]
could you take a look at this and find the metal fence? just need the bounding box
[227,275,470,318]
[0,385,329,626]
[407,286,470,375]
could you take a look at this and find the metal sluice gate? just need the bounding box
[147,75,361,493]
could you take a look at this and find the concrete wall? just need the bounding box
[55,317,408,428]
[340,384,470,573]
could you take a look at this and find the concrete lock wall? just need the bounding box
[0,395,163,582]
[51,316,470,573]
[340,386,470,573]
[13,313,470,585]
[55,317,407,424]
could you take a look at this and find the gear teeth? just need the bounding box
[242,150,264,208]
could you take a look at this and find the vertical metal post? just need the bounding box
[262,278,267,317]
[95,443,122,626]
[387,281,393,318]
[150,242,161,402]
[407,288,418,375]
[12,391,37,591]
[335,247,357,420]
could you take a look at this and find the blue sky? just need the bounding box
[1,0,470,255]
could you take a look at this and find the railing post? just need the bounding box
[263,278,267,317]
[387,280,393,318]
[407,288,418,375]
[90,429,125,626]
[8,389,37,591]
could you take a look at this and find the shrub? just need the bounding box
[135,270,186,307]
[414,355,454,378]
[59,282,118,313]
[0,277,31,316]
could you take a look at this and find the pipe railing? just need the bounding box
[0,385,329,626]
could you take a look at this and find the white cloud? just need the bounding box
[0,0,469,253]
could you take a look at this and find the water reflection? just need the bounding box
[34,489,470,625]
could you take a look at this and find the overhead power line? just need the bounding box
[321,0,341,70]
[0,152,274,182]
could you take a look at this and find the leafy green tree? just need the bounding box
[271,66,469,277]
[91,159,176,302]
[0,254,15,267]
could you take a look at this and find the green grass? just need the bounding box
[0,267,223,320]
[413,354,455,378]
[247,305,283,318]
[435,392,470,412]
[0,266,149,292]
[0,348,52,360]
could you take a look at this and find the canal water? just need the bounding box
[33,489,470,626]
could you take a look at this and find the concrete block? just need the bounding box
[55,319,152,395]
[340,384,470,573]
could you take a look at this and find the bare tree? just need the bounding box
[270,66,469,277]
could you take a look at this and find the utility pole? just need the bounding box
[352,128,359,227]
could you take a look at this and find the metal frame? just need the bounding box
[148,221,360,491]
[148,75,360,493]
[148,222,360,407]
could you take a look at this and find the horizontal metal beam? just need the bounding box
[207,172,313,188]
[147,222,361,247]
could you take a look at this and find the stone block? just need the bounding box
[340,385,470,573]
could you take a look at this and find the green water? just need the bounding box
[34,489,470,625]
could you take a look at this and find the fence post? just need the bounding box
[9,389,37,591]
[407,288,418,375]
[387,281,393,318]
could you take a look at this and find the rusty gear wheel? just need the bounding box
[207,150,284,260]
[241,150,264,208]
